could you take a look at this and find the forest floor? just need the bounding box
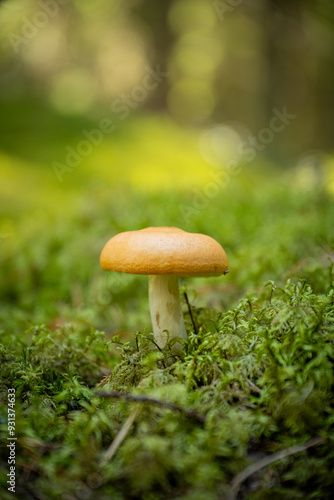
[1,108,334,499]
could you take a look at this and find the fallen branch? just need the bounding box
[101,406,139,465]
[228,436,325,500]
[184,292,198,335]
[96,390,206,423]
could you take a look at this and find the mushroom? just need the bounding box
[100,227,229,348]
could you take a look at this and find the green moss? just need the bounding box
[1,281,333,499]
[1,123,334,498]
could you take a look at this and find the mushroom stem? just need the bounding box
[148,275,187,348]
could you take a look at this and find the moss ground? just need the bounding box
[0,110,334,499]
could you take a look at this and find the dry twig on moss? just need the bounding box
[228,437,325,499]
[96,390,206,423]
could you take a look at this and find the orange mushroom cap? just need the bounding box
[100,227,229,277]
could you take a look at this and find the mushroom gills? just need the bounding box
[148,275,187,348]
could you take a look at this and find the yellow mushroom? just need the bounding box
[100,227,229,348]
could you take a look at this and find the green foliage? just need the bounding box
[1,172,333,337]
[1,281,334,499]
[0,124,334,498]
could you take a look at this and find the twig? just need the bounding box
[227,437,324,500]
[96,390,206,423]
[149,337,163,352]
[184,292,198,335]
[248,380,261,394]
[101,407,138,465]
[147,337,167,368]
